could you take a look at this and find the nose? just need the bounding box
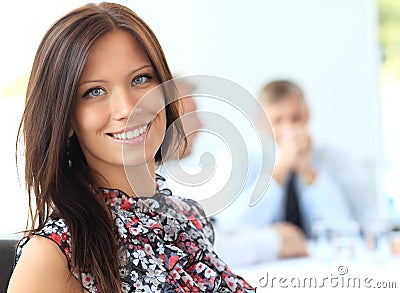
[110,89,137,121]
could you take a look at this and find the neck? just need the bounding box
[96,161,157,198]
[125,162,157,197]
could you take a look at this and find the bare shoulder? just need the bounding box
[8,236,86,293]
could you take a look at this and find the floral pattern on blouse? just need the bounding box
[15,175,256,292]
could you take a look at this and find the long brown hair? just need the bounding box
[17,2,183,292]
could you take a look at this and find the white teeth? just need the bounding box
[112,124,148,140]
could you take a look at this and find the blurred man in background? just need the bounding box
[213,80,354,265]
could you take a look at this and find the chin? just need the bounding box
[122,149,157,167]
[122,157,151,168]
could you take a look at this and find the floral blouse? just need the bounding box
[15,175,256,292]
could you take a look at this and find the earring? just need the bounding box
[66,139,72,168]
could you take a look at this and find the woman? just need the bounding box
[7,2,255,293]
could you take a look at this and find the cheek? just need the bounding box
[153,110,166,139]
[272,125,283,142]
[140,110,164,162]
[297,120,308,127]
[146,110,166,151]
[73,105,108,135]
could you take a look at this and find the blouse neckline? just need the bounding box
[98,173,172,213]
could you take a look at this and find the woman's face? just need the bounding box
[72,29,166,172]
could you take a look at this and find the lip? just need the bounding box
[110,122,150,135]
[107,121,152,146]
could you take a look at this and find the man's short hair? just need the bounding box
[258,80,304,104]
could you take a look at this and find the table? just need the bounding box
[233,254,400,292]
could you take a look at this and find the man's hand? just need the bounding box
[274,126,315,185]
[271,222,309,258]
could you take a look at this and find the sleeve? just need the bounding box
[213,225,282,267]
[14,216,73,270]
[195,207,216,246]
[209,178,285,266]
[215,177,285,231]
[299,170,354,234]
[175,196,216,246]
[327,151,377,221]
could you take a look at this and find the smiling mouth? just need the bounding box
[107,122,151,140]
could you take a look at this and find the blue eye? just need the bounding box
[132,75,152,86]
[84,88,106,98]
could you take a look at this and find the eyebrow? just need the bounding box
[78,64,153,86]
